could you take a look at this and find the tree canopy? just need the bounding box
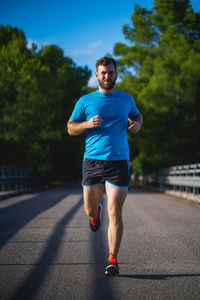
[114,0,200,175]
[0,25,91,181]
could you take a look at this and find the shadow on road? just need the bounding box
[0,187,72,249]
[10,196,83,300]
[118,273,200,280]
[90,195,116,300]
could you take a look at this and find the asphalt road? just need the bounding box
[0,184,200,300]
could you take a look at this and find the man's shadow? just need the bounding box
[118,273,200,280]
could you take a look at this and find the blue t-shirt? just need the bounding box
[70,89,140,160]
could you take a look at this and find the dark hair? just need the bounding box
[96,57,117,71]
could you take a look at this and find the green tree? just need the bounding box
[114,0,200,175]
[0,25,91,181]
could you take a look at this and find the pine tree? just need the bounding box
[114,0,200,175]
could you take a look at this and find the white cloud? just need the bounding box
[70,41,102,57]
[27,38,55,51]
[88,74,98,87]
[27,39,43,50]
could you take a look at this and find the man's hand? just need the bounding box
[128,114,143,134]
[128,121,140,133]
[87,115,103,128]
[67,115,103,136]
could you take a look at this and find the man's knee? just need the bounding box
[84,204,92,217]
[84,203,97,218]
[108,206,122,222]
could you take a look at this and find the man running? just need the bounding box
[67,57,143,276]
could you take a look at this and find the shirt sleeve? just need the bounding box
[70,97,86,122]
[128,95,140,119]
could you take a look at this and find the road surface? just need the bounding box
[0,184,200,299]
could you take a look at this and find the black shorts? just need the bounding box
[82,158,130,187]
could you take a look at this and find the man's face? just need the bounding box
[95,63,117,91]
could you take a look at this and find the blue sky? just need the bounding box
[1,0,200,87]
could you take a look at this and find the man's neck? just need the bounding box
[98,86,115,94]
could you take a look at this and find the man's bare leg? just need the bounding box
[105,182,128,257]
[83,184,104,219]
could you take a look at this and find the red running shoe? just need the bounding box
[89,204,102,232]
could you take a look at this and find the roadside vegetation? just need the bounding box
[1,0,199,182]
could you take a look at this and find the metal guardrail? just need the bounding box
[157,163,200,195]
[0,166,32,192]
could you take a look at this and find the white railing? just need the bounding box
[157,163,200,195]
[0,166,32,192]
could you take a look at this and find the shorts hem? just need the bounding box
[105,180,129,188]
[82,183,102,187]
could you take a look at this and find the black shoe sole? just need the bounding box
[105,264,119,276]
[90,217,100,232]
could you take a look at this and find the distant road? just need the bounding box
[0,184,200,300]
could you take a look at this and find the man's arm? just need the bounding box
[128,113,143,134]
[67,115,103,136]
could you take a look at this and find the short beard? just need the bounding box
[98,79,116,90]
